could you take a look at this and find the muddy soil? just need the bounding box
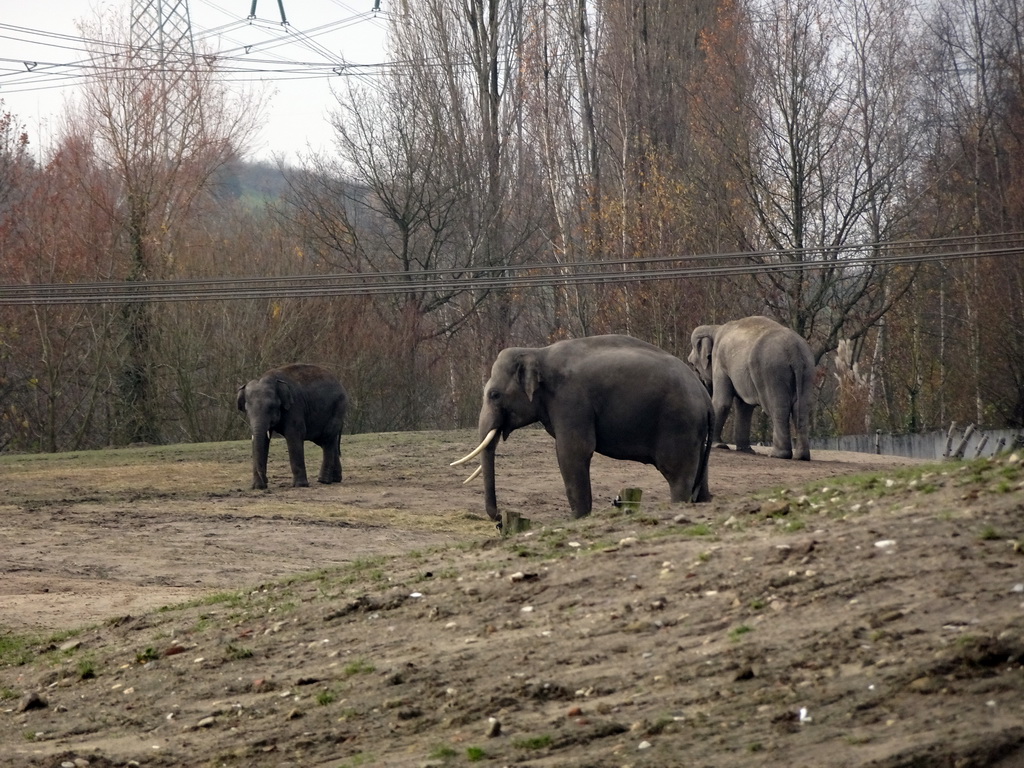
[1,429,1023,768]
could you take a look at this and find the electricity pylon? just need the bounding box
[129,0,198,152]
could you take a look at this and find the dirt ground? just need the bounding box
[1,428,1023,767]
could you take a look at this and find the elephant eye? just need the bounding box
[487,389,501,401]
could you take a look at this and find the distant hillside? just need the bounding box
[210,159,290,204]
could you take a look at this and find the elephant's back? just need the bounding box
[568,343,706,404]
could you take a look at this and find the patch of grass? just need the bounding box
[509,544,542,558]
[513,734,553,750]
[343,659,376,677]
[316,689,336,706]
[538,527,569,544]
[157,589,247,617]
[225,644,253,660]
[0,687,20,701]
[682,523,713,537]
[729,625,754,642]
[979,525,1003,541]
[466,746,488,761]
[198,591,245,608]
[136,647,159,664]
[429,745,458,759]
[335,557,389,586]
[284,570,337,592]
[77,657,96,679]
[0,633,37,667]
[49,628,82,645]
[788,462,953,511]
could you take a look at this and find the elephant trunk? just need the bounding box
[481,438,499,522]
[251,426,271,490]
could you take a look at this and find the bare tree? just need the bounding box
[71,9,264,444]
[920,0,1024,427]
[692,0,922,363]
[520,1,603,336]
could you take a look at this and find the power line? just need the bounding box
[0,12,393,95]
[1,233,1020,306]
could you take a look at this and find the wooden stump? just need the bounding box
[618,487,643,513]
[501,509,532,536]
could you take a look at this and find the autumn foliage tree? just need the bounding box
[2,0,1024,453]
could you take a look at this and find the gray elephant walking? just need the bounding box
[688,316,815,460]
[237,364,348,490]
[453,335,714,521]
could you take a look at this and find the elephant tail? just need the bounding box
[790,363,812,430]
[690,408,714,503]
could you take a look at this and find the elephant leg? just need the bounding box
[732,399,756,453]
[767,405,794,459]
[285,434,310,487]
[661,439,706,503]
[792,405,811,461]
[711,395,732,450]
[555,437,594,519]
[318,435,343,484]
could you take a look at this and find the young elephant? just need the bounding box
[237,364,348,490]
[688,316,815,460]
[452,335,714,521]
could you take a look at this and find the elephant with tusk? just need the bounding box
[453,335,714,522]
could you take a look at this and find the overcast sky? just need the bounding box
[0,0,390,164]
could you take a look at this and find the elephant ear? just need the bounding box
[276,378,295,410]
[236,384,247,412]
[517,353,543,402]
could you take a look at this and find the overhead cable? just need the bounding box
[1,233,1020,305]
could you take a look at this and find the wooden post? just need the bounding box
[943,422,957,459]
[618,487,643,513]
[953,423,976,460]
[501,510,532,536]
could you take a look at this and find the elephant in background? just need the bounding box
[237,364,348,490]
[688,316,815,460]
[452,335,713,522]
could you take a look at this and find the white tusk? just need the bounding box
[266,431,271,440]
[451,428,498,466]
[462,465,482,484]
